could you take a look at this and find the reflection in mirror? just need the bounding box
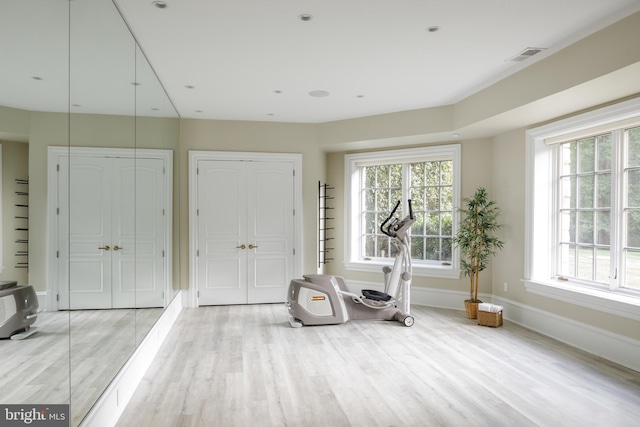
[68,0,137,424]
[1,0,180,426]
[134,45,180,346]
[0,0,71,415]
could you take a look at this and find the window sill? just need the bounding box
[344,261,461,279]
[523,278,640,321]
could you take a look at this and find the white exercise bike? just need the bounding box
[287,199,415,327]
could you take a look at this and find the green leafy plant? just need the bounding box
[453,187,504,304]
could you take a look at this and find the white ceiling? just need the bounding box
[114,0,640,123]
[2,0,640,125]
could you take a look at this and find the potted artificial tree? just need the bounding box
[453,187,504,319]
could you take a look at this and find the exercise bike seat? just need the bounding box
[362,289,392,302]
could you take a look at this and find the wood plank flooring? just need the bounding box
[0,308,162,426]
[117,304,640,427]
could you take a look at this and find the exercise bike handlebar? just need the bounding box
[380,199,415,238]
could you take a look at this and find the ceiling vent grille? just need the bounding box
[507,47,546,62]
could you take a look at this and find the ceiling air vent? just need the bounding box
[506,47,546,62]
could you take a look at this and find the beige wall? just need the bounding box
[325,139,494,297]
[178,119,325,286]
[0,140,29,284]
[491,128,640,341]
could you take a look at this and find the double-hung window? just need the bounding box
[345,145,461,278]
[526,98,640,318]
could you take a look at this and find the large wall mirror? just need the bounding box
[0,0,180,425]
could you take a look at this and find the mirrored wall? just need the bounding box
[0,0,180,425]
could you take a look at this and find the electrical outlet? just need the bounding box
[503,282,509,292]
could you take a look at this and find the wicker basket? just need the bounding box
[464,300,482,319]
[477,310,503,327]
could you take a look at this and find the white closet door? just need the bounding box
[59,156,113,310]
[197,161,248,305]
[196,160,294,305]
[246,161,294,304]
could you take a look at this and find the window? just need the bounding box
[525,98,640,319]
[345,145,461,278]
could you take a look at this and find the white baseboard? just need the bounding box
[492,295,640,373]
[80,291,184,427]
[345,279,640,373]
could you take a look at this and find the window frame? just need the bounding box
[344,144,461,279]
[525,97,640,320]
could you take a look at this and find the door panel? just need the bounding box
[197,160,294,305]
[198,161,247,305]
[246,162,294,303]
[61,156,113,309]
[111,158,136,308]
[114,157,165,308]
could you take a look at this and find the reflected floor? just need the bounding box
[0,308,162,426]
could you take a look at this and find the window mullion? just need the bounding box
[611,129,624,290]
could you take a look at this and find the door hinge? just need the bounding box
[57,164,59,172]
[293,248,296,255]
[162,292,165,299]
[197,168,199,175]
[197,249,199,257]
[56,251,59,258]
[162,209,165,216]
[293,209,295,216]
[197,208,199,216]
[293,169,295,177]
[56,294,59,302]
[57,208,59,215]
[162,250,165,258]
[163,167,166,174]
[197,290,200,298]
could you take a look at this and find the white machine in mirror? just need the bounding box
[0,281,38,340]
[288,199,415,328]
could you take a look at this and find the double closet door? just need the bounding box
[55,153,166,310]
[196,160,294,305]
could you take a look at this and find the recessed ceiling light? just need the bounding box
[299,14,312,21]
[309,90,329,97]
[151,108,160,111]
[131,82,141,86]
[152,1,167,9]
[185,85,195,89]
[72,104,81,107]
[274,90,282,94]
[452,133,461,138]
[427,26,440,33]
[31,76,43,81]
[267,113,275,116]
[195,110,203,113]
[356,95,364,98]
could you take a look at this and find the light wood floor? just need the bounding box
[117,304,640,427]
[0,308,162,426]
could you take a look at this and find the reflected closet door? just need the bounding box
[57,155,166,309]
[58,155,113,309]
